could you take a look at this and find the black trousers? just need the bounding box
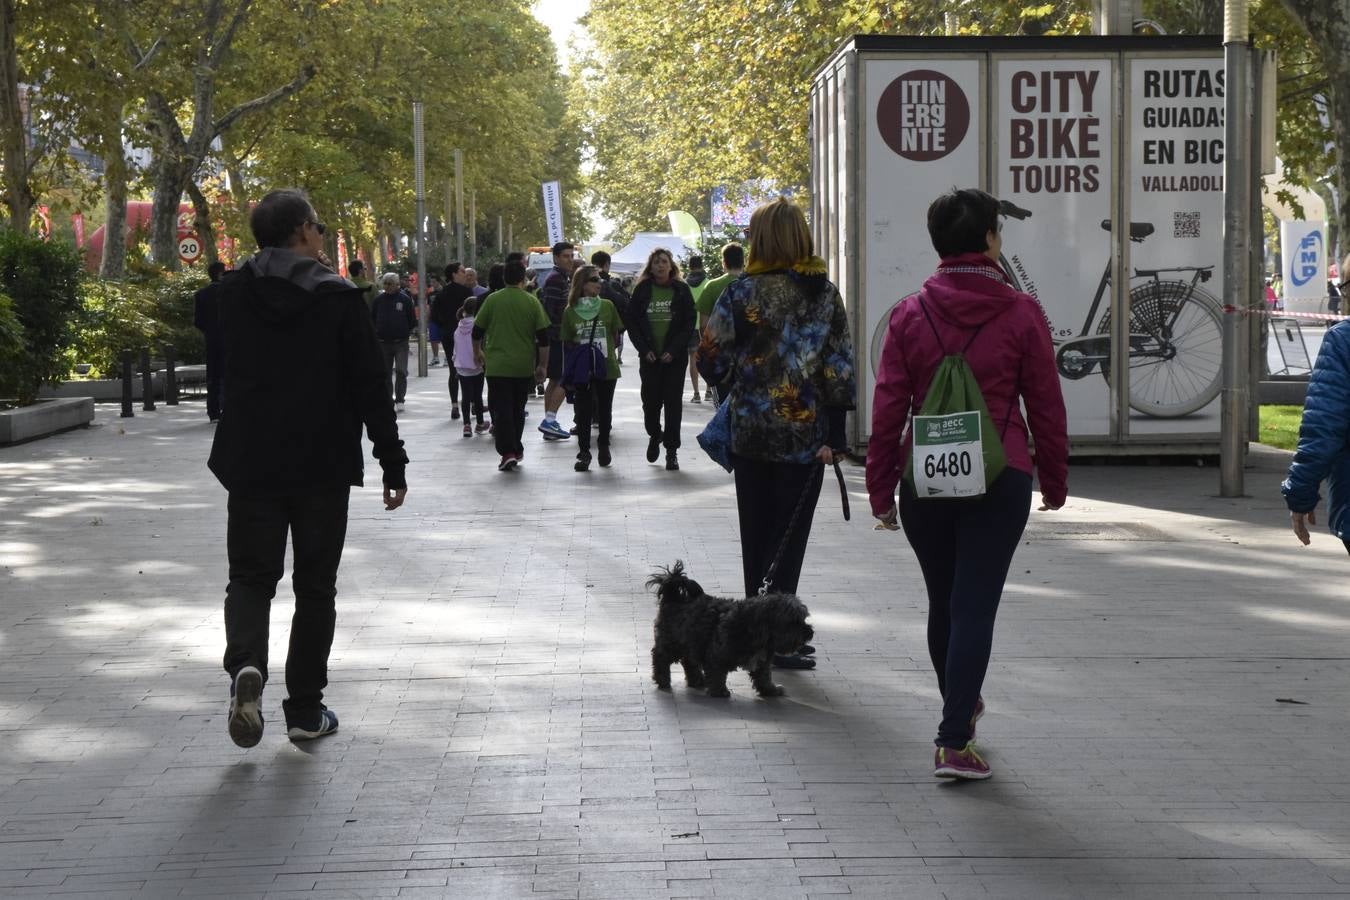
[379,339,408,403]
[573,378,616,455]
[458,372,486,424]
[446,365,460,404]
[732,455,824,598]
[639,358,684,450]
[487,375,531,457]
[899,468,1032,749]
[223,487,350,721]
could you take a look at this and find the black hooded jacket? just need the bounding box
[208,248,407,495]
[626,278,696,358]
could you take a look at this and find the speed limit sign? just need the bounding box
[178,234,202,264]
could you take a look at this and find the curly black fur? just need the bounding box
[648,560,814,698]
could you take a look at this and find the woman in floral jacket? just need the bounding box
[697,199,856,669]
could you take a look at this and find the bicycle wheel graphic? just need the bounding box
[869,293,919,375]
[1098,281,1223,417]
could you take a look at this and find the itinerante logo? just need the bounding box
[877,70,970,161]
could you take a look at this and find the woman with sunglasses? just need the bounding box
[561,265,624,471]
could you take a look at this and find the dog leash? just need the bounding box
[833,460,850,521]
[759,464,826,596]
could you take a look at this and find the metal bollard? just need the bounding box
[120,350,134,418]
[140,347,155,411]
[164,344,178,405]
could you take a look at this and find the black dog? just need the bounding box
[647,561,813,698]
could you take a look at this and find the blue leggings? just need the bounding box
[899,468,1032,748]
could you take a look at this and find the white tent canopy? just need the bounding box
[607,232,698,276]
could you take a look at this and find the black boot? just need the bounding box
[598,442,611,468]
[575,448,591,472]
[665,449,679,471]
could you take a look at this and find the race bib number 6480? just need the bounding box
[912,411,985,498]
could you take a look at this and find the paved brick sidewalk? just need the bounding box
[2,371,1349,898]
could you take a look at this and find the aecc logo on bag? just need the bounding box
[876,70,971,162]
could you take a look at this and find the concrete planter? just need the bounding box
[0,397,95,445]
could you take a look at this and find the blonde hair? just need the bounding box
[636,248,681,285]
[746,198,813,270]
[567,265,600,306]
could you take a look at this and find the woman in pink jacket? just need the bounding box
[866,188,1068,781]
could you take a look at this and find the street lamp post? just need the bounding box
[453,149,465,262]
[1219,0,1250,496]
[413,102,429,377]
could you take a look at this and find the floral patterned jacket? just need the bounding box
[696,265,856,464]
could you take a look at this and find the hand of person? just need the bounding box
[1292,508,1316,545]
[873,504,899,531]
[816,446,835,465]
[659,352,673,363]
[1038,498,1063,512]
[534,364,546,383]
[473,350,484,368]
[383,486,407,511]
[645,352,657,363]
[317,250,334,269]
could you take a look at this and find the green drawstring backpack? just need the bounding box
[903,299,1010,499]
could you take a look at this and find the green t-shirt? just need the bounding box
[695,272,737,320]
[648,285,674,351]
[561,299,623,380]
[474,286,550,378]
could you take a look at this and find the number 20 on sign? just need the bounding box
[912,411,985,498]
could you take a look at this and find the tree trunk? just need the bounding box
[0,0,32,235]
[1281,0,1350,259]
[100,138,129,279]
[185,180,218,267]
[149,153,194,270]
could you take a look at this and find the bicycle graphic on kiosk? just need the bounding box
[870,200,1223,418]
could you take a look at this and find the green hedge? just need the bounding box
[0,293,28,401]
[0,229,84,405]
[71,270,208,378]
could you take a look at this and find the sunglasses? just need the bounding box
[309,220,327,236]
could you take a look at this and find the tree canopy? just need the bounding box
[1,0,587,266]
[581,0,1338,243]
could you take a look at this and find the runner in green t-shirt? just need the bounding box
[628,248,697,471]
[472,262,550,471]
[561,264,625,471]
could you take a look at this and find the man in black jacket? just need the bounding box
[193,261,228,422]
[371,271,416,411]
[209,189,409,749]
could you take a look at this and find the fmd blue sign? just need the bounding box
[1290,229,1324,288]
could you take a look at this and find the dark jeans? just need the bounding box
[639,357,684,450]
[446,365,460,404]
[379,339,409,403]
[899,468,1032,749]
[222,487,350,721]
[487,375,531,457]
[205,342,224,421]
[458,372,485,424]
[574,378,616,455]
[732,455,824,598]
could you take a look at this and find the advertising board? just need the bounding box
[1280,219,1328,312]
[817,36,1235,451]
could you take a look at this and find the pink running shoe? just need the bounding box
[934,743,991,780]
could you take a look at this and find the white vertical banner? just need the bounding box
[1127,58,1227,435]
[541,180,564,245]
[862,57,983,434]
[1280,220,1328,311]
[995,57,1114,438]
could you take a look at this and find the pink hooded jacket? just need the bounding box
[866,253,1069,515]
